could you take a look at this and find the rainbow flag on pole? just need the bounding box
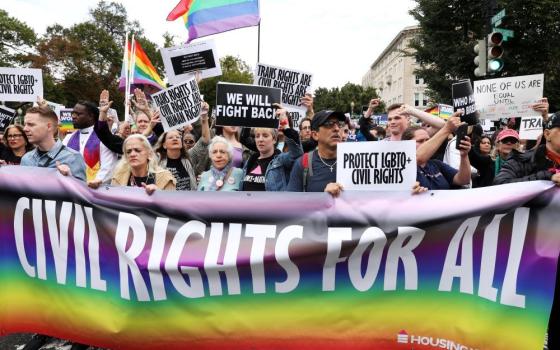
[167,0,261,42]
[118,39,165,92]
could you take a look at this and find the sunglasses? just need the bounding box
[183,139,195,145]
[501,137,518,145]
[321,120,346,129]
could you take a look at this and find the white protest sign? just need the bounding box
[474,74,544,120]
[254,63,312,108]
[285,106,307,131]
[0,67,43,102]
[519,116,543,140]
[161,40,222,85]
[152,77,202,131]
[337,141,417,191]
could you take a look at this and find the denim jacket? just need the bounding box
[243,131,303,191]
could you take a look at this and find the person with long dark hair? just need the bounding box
[0,124,33,165]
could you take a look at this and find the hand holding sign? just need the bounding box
[530,97,549,118]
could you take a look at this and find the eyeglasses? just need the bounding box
[321,120,346,129]
[501,138,518,145]
[7,134,23,139]
[183,139,195,145]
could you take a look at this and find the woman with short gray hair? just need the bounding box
[197,136,243,191]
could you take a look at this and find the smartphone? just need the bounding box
[455,124,468,150]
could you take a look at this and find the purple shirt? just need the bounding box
[232,146,243,168]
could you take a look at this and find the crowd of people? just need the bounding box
[0,84,559,350]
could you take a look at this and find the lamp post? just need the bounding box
[350,101,355,118]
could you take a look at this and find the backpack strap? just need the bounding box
[301,150,314,192]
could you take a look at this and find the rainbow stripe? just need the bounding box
[119,39,165,91]
[0,167,558,350]
[173,0,260,42]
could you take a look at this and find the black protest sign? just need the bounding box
[254,63,313,108]
[215,83,282,128]
[152,77,202,131]
[171,50,216,75]
[452,80,478,125]
[0,105,16,132]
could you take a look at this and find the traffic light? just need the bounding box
[474,39,487,77]
[487,32,504,73]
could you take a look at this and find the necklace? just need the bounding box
[318,153,337,172]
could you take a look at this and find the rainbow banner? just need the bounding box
[425,103,454,120]
[118,39,165,92]
[167,0,261,42]
[0,166,559,350]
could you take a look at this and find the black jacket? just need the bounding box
[493,145,553,185]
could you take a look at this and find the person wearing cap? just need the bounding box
[494,112,560,186]
[287,110,346,195]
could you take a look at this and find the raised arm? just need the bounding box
[416,113,461,164]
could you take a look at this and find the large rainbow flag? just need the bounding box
[167,0,261,42]
[118,39,166,92]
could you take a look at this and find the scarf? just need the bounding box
[546,148,560,173]
[207,165,232,191]
[67,130,101,182]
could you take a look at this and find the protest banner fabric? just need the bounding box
[337,141,417,191]
[474,74,544,120]
[215,83,281,128]
[152,77,202,131]
[0,166,558,350]
[161,40,222,85]
[0,67,43,102]
[0,105,16,132]
[254,63,313,108]
[519,116,543,140]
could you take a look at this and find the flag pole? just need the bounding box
[257,21,261,63]
[123,32,130,123]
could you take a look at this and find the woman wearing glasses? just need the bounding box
[153,102,210,191]
[0,125,33,165]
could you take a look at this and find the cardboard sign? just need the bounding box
[452,80,477,125]
[519,116,543,140]
[215,83,282,128]
[58,108,75,133]
[161,40,222,85]
[0,67,43,102]
[474,74,544,120]
[336,141,417,191]
[285,106,307,131]
[253,63,312,107]
[152,77,202,131]
[0,105,16,132]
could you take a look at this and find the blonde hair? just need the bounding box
[252,127,278,141]
[113,134,162,180]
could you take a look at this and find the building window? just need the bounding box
[414,93,420,107]
[423,94,428,106]
[415,75,423,85]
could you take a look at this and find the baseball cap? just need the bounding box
[496,128,520,142]
[545,112,560,129]
[311,110,346,131]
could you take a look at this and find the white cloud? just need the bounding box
[4,0,418,89]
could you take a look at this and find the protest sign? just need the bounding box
[215,83,281,128]
[452,80,477,125]
[0,105,16,132]
[0,166,558,350]
[337,140,417,191]
[58,108,74,132]
[519,116,543,140]
[161,40,222,85]
[425,104,454,120]
[44,100,64,112]
[474,74,544,120]
[152,77,202,131]
[285,106,307,131]
[0,67,43,102]
[254,63,312,107]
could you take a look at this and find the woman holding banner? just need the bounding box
[197,136,243,191]
[155,102,211,191]
[241,109,303,191]
[111,134,176,194]
[0,125,34,165]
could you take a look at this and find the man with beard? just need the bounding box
[63,101,117,189]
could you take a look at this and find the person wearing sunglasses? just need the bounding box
[0,124,34,165]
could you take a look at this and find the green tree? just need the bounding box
[314,83,383,115]
[0,9,37,67]
[198,55,254,107]
[410,0,560,111]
